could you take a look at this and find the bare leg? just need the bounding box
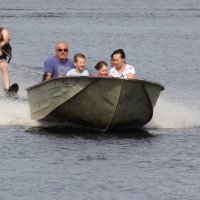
[0,60,10,91]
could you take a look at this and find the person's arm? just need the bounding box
[45,72,52,80]
[127,65,136,79]
[0,29,10,48]
[127,73,136,79]
[85,70,90,76]
[43,58,53,80]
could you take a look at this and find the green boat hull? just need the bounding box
[27,77,164,131]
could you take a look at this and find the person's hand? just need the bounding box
[127,73,135,79]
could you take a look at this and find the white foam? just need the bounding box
[147,98,200,129]
[0,95,200,129]
[0,99,38,127]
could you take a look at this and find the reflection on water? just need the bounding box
[26,125,155,140]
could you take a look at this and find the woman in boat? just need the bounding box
[66,53,89,76]
[109,49,136,79]
[93,60,110,77]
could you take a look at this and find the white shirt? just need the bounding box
[109,64,136,79]
[66,68,89,76]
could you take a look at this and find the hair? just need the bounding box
[95,60,107,70]
[74,53,86,62]
[110,49,126,59]
[55,41,68,50]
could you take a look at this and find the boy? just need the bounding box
[66,53,89,76]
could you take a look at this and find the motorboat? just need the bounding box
[26,77,164,131]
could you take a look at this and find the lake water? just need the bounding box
[0,0,200,199]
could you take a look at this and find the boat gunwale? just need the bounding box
[26,76,165,91]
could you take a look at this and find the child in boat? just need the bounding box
[66,53,89,76]
[93,60,110,77]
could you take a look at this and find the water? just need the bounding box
[0,0,200,199]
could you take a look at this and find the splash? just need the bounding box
[0,99,38,127]
[147,98,200,129]
[0,62,41,127]
[0,95,200,129]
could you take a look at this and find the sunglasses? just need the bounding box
[57,49,68,52]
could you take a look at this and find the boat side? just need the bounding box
[108,79,155,130]
[48,77,123,130]
[26,77,164,131]
[142,80,164,108]
[27,77,96,120]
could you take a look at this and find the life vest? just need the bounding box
[0,27,12,62]
[0,27,6,59]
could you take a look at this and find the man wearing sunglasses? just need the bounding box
[43,41,75,81]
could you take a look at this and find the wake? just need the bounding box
[147,98,200,129]
[0,63,41,127]
[0,96,199,129]
[0,99,38,127]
